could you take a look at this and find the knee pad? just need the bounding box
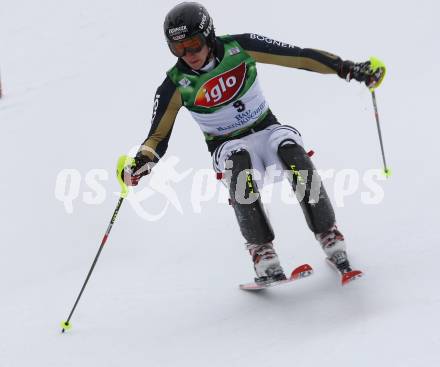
[278,143,335,234]
[268,125,304,154]
[213,140,250,173]
[227,149,274,244]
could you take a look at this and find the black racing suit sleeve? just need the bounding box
[230,33,348,77]
[137,76,182,163]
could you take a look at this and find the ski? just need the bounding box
[239,264,313,291]
[326,258,363,286]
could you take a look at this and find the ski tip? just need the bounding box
[291,264,313,280]
[341,270,363,286]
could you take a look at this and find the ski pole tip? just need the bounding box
[384,168,392,178]
[61,321,72,333]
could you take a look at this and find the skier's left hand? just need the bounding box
[339,57,386,89]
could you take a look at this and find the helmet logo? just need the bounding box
[169,25,188,35]
[199,14,207,29]
[203,18,213,37]
[172,34,185,41]
[194,62,246,107]
[169,25,188,40]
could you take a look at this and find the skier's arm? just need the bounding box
[137,76,182,163]
[231,33,344,75]
[231,33,385,87]
[122,76,182,186]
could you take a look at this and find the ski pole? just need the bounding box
[61,155,135,333]
[370,90,391,178]
[368,57,391,178]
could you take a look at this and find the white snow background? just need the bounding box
[1,0,439,366]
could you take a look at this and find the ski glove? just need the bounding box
[121,153,151,186]
[339,57,386,89]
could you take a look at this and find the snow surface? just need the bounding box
[1,0,439,366]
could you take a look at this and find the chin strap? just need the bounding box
[202,46,214,66]
[187,46,219,74]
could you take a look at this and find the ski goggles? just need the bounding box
[168,34,206,57]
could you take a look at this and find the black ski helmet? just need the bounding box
[164,2,216,54]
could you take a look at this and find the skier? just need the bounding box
[122,2,385,285]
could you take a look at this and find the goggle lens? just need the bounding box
[169,35,205,57]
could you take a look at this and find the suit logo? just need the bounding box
[194,63,246,107]
[179,78,191,88]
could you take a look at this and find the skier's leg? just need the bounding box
[213,141,285,281]
[277,143,336,233]
[268,126,351,272]
[226,149,273,244]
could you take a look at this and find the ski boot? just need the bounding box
[246,242,287,285]
[327,250,352,274]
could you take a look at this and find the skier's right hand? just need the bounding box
[122,154,151,186]
[339,58,386,89]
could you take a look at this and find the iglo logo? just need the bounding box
[194,63,246,107]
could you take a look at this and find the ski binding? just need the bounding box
[239,264,313,291]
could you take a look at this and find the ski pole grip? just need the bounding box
[368,56,386,91]
[116,155,135,198]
